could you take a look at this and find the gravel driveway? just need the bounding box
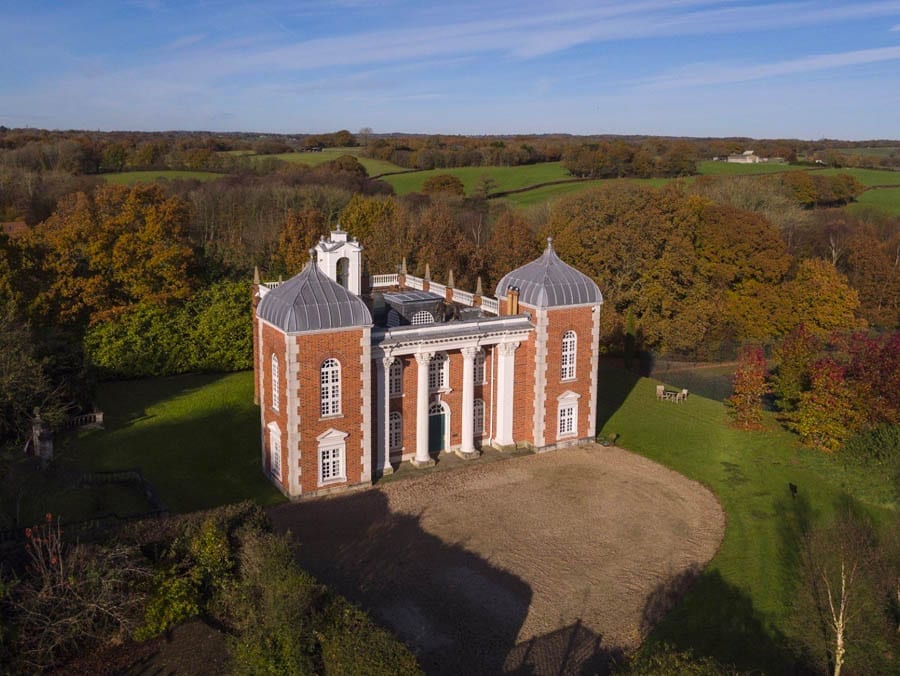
[270,444,724,675]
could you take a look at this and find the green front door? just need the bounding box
[428,407,445,453]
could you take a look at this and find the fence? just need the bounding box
[371,273,399,287]
[62,412,104,430]
[481,297,500,315]
[405,275,424,290]
[452,288,474,305]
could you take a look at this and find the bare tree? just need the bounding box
[797,511,892,676]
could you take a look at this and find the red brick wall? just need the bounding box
[512,335,536,444]
[294,328,366,494]
[541,306,596,441]
[260,322,288,492]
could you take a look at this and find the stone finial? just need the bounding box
[279,274,284,283]
[475,276,483,296]
[447,269,455,288]
[546,236,554,251]
[401,257,408,275]
[424,263,431,282]
[253,266,260,284]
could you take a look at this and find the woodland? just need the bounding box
[0,127,898,673]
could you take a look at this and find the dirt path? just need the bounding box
[270,444,725,675]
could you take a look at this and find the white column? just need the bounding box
[380,356,395,475]
[413,351,435,467]
[459,347,479,457]
[495,341,519,447]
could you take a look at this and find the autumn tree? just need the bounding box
[771,323,821,413]
[25,184,194,327]
[485,209,541,290]
[725,345,769,429]
[270,208,327,276]
[787,259,861,338]
[791,358,864,451]
[421,173,465,197]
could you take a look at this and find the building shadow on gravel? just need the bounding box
[504,620,626,675]
[271,491,624,675]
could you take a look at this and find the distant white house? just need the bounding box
[727,150,761,164]
[721,150,786,165]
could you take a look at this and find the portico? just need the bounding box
[372,316,532,471]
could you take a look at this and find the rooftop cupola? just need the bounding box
[315,227,363,295]
[257,250,372,333]
[495,238,603,309]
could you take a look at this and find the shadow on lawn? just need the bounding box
[595,359,642,435]
[642,565,804,674]
[271,491,626,675]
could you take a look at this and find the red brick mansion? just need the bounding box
[252,228,603,499]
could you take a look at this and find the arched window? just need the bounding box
[336,257,350,288]
[389,412,402,450]
[474,399,485,435]
[389,360,403,398]
[473,350,485,384]
[271,354,280,411]
[561,331,577,381]
[411,310,435,326]
[429,352,448,392]
[320,358,341,417]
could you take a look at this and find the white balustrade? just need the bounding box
[481,297,500,315]
[452,289,474,305]
[429,282,447,297]
[371,274,398,287]
[406,275,424,290]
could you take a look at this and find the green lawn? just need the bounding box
[597,363,896,672]
[849,186,900,215]
[697,160,798,176]
[68,372,284,513]
[103,170,224,185]
[816,166,900,187]
[382,162,574,196]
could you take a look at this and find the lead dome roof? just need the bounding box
[495,239,602,308]
[257,258,372,332]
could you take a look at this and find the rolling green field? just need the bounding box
[816,166,900,187]
[696,159,796,175]
[268,147,404,176]
[68,372,284,513]
[382,162,574,196]
[500,176,681,208]
[849,186,900,215]
[597,363,896,671]
[103,170,224,185]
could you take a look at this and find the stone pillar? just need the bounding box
[458,346,479,458]
[381,356,395,475]
[413,351,435,467]
[495,342,519,447]
[32,408,53,467]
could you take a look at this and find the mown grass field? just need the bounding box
[597,363,896,671]
[103,170,224,185]
[850,186,900,215]
[382,162,573,196]
[500,176,682,208]
[68,372,284,513]
[816,166,900,187]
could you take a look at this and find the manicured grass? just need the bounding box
[382,162,574,196]
[816,166,900,187]
[597,363,896,671]
[103,170,224,185]
[697,160,797,175]
[500,176,681,208]
[69,372,284,513]
[849,186,900,215]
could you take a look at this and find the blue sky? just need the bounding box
[3,1,900,138]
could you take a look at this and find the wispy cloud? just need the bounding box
[647,45,900,88]
[891,22,900,30]
[164,33,206,50]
